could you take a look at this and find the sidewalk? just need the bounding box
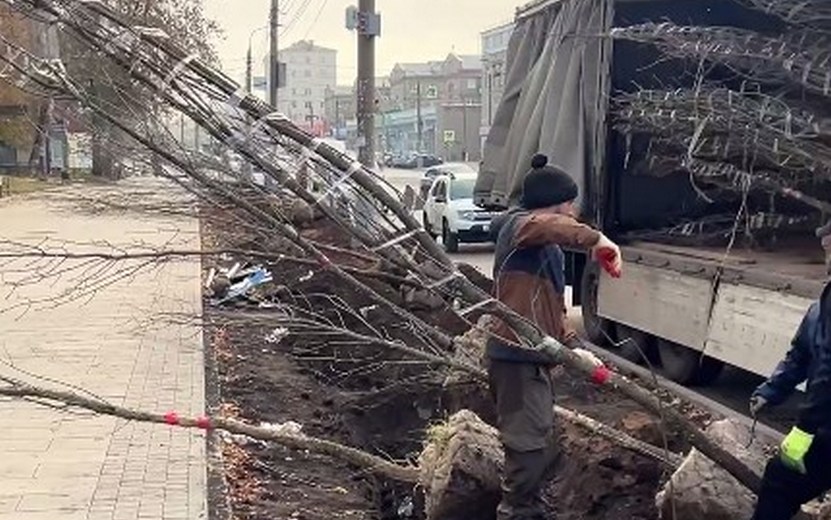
[0,178,206,520]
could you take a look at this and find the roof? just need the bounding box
[456,54,482,70]
[482,20,515,37]
[282,39,336,54]
[394,61,443,77]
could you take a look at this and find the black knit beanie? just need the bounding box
[521,154,579,209]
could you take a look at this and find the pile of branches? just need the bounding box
[0,0,768,502]
[611,5,831,241]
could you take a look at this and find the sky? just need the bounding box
[204,0,515,86]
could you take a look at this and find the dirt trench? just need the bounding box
[203,212,680,520]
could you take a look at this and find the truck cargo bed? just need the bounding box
[622,240,826,300]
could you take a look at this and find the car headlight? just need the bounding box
[458,211,476,220]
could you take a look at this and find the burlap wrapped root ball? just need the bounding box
[418,410,504,520]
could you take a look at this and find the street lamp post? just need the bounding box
[246,25,269,96]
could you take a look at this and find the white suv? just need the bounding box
[422,173,496,253]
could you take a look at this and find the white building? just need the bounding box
[480,21,515,148]
[265,40,337,134]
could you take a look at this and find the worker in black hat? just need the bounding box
[486,154,623,519]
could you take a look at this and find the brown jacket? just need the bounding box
[486,208,601,363]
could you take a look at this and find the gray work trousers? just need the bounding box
[488,359,559,520]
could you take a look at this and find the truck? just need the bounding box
[475,0,830,386]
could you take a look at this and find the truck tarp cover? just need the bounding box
[476,0,609,212]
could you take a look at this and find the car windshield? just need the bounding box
[444,164,475,174]
[449,178,476,200]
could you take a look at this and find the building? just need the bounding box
[323,86,354,140]
[481,21,515,150]
[265,40,337,135]
[382,53,483,160]
[0,5,65,172]
[338,77,391,151]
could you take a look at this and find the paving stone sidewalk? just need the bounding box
[0,178,207,520]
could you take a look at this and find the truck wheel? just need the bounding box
[614,324,658,366]
[442,220,460,253]
[657,338,724,386]
[580,261,612,345]
[423,212,437,240]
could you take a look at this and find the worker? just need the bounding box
[749,280,831,520]
[486,153,623,519]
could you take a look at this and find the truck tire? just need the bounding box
[442,220,460,253]
[580,261,612,345]
[614,324,658,366]
[657,338,724,386]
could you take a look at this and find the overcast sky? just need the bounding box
[204,0,514,86]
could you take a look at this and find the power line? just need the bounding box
[281,0,313,37]
[303,0,330,40]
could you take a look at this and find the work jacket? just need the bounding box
[485,207,601,364]
[754,283,831,434]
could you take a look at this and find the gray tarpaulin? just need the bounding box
[475,0,612,215]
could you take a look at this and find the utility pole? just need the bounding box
[416,80,423,153]
[269,0,279,108]
[334,99,340,138]
[350,0,380,168]
[462,98,468,162]
[487,68,493,126]
[245,46,253,94]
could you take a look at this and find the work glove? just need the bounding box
[573,348,604,368]
[593,234,622,278]
[779,426,814,474]
[537,337,602,367]
[749,395,767,417]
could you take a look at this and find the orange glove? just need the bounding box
[593,234,622,278]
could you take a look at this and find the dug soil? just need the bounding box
[203,211,688,520]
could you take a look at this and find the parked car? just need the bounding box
[420,163,477,201]
[405,154,443,168]
[391,154,415,168]
[422,172,497,253]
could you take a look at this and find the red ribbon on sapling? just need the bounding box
[196,416,212,430]
[591,365,612,385]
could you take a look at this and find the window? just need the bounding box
[304,70,311,78]
[467,78,477,89]
[291,101,297,108]
[304,101,312,109]
[292,88,297,95]
[304,88,312,96]
[305,56,311,64]
[431,180,445,198]
[450,178,476,200]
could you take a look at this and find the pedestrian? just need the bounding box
[486,153,623,519]
[749,275,831,519]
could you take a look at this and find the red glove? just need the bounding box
[593,234,622,278]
